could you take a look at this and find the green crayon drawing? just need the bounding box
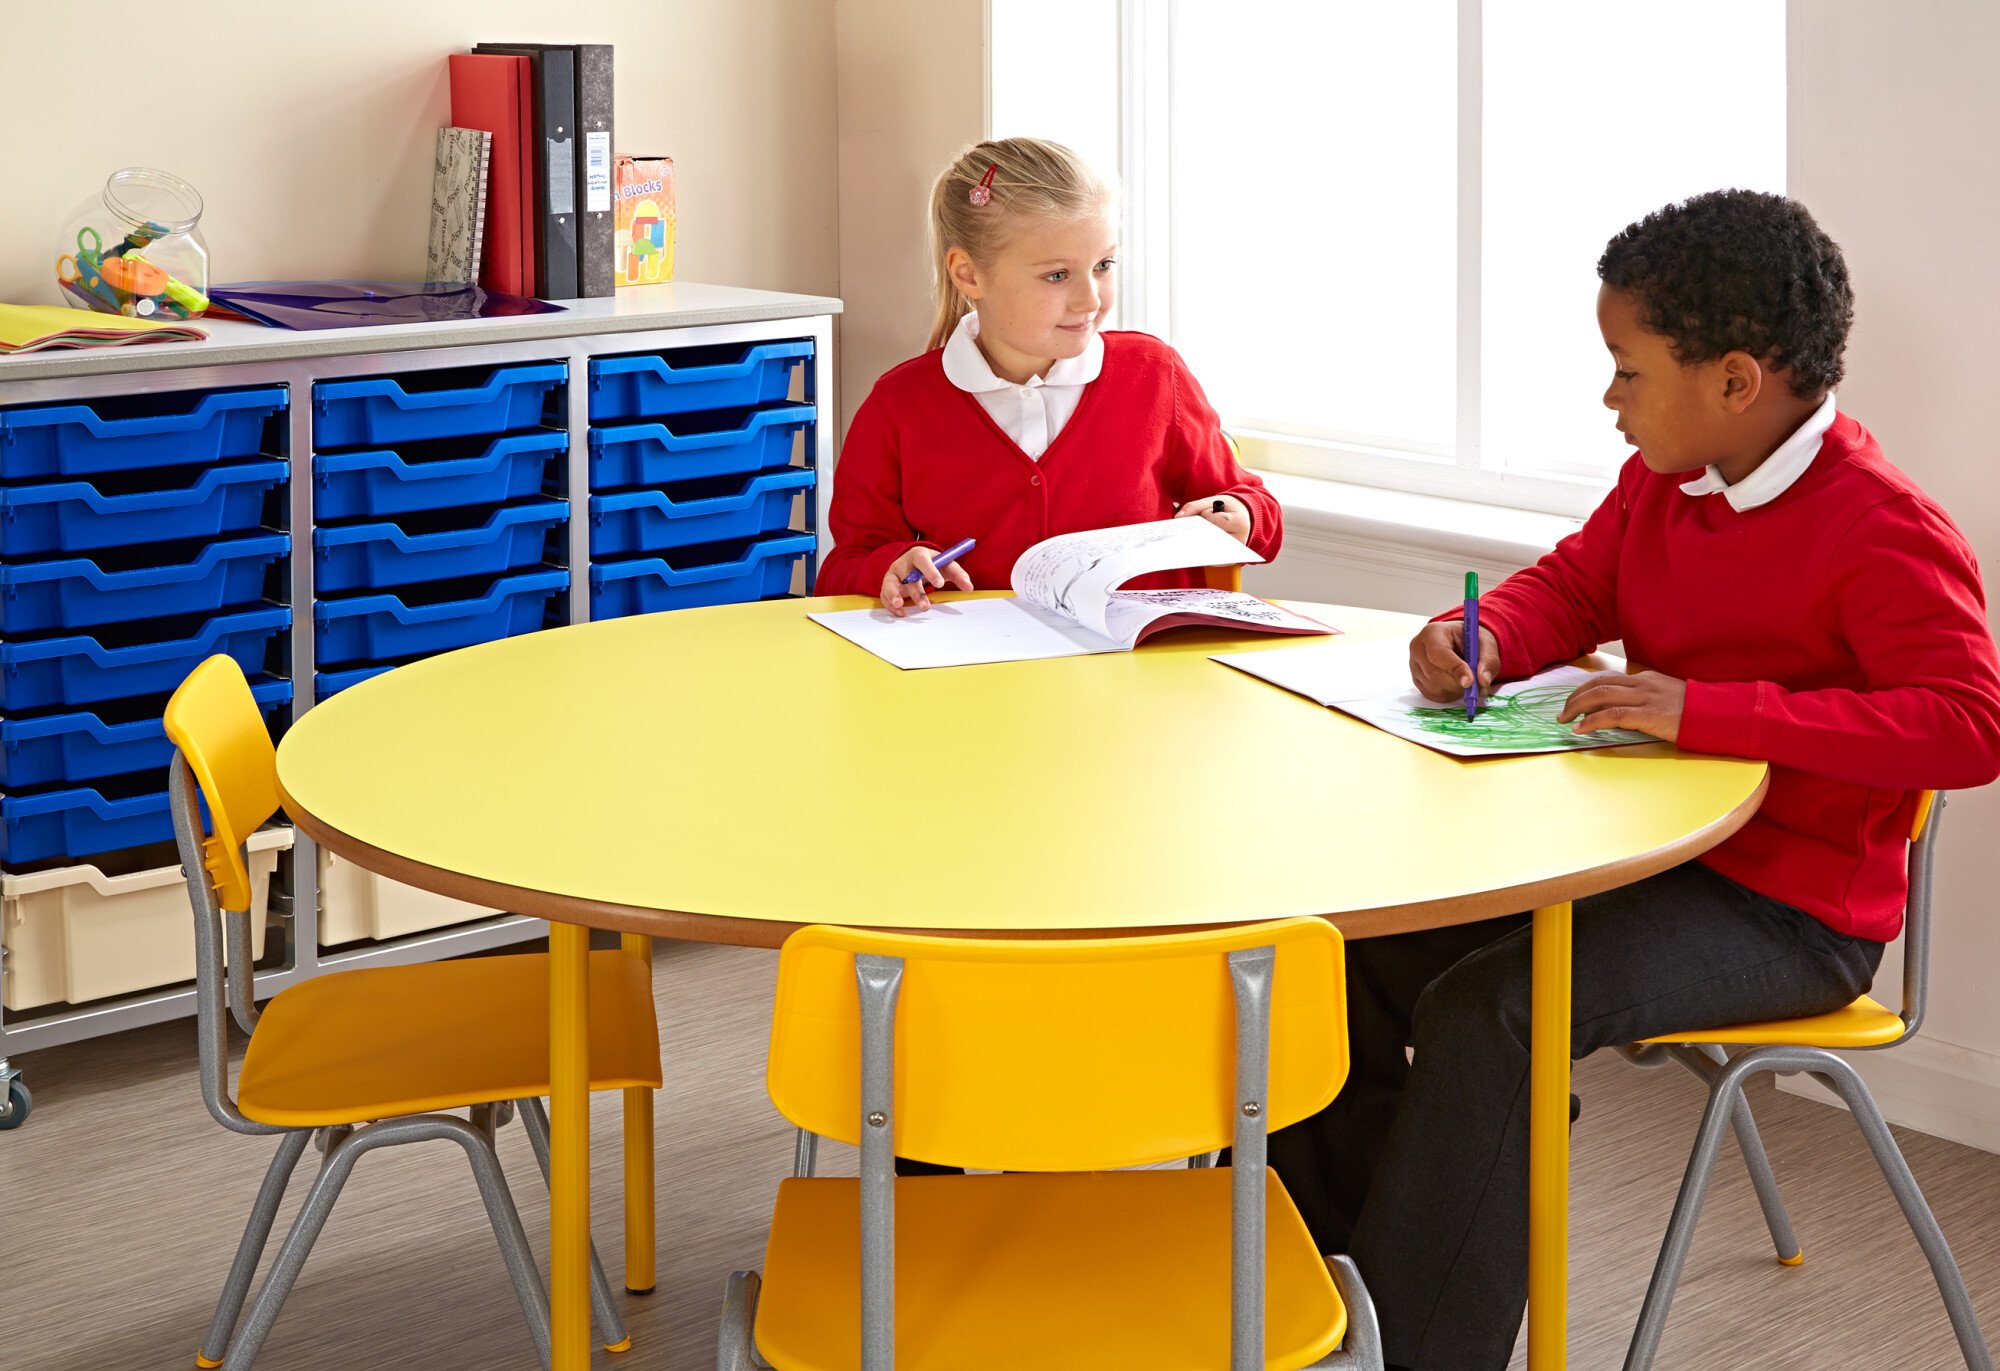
[1400,683,1653,751]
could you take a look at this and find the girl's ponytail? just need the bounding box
[926,138,1115,353]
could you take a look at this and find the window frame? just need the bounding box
[1109,0,1628,520]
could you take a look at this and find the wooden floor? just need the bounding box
[3,939,1996,1369]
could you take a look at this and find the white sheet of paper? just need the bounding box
[809,597,1117,669]
[1212,642,1657,757]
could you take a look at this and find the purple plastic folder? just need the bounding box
[207,280,564,331]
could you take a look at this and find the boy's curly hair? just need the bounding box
[1598,189,1853,398]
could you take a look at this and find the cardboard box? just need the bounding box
[615,155,676,286]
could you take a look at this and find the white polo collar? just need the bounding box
[941,311,1103,394]
[1679,392,1837,511]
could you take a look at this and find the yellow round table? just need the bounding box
[276,597,1768,1371]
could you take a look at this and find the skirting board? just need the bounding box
[1779,1036,2000,1157]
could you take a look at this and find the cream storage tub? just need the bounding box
[2,828,292,1010]
[317,847,500,946]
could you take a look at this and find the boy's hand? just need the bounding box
[1410,621,1500,703]
[1174,494,1252,544]
[1558,670,1686,743]
[879,546,975,618]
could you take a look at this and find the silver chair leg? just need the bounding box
[519,1095,632,1351]
[1624,1052,1756,1371]
[1807,1058,1996,1371]
[793,1127,819,1179]
[1307,1254,1385,1369]
[718,1269,773,1370]
[1669,1044,1802,1264]
[221,1114,555,1371]
[199,1129,313,1366]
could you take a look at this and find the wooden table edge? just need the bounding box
[279,768,1770,949]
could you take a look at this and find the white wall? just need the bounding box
[0,2,839,306]
[1778,0,2000,1150]
[832,0,986,434]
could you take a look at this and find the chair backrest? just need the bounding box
[163,654,283,914]
[162,654,289,1134]
[767,917,1347,1172]
[1897,790,1946,1038]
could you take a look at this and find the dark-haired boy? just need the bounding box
[1270,190,2000,1370]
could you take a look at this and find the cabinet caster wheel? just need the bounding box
[0,1077,32,1130]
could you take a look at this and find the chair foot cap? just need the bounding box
[196,1356,224,1369]
[626,1285,656,1296]
[1779,1250,1805,1266]
[605,1337,633,1353]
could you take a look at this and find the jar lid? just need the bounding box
[103,167,203,235]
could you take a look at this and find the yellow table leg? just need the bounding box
[551,922,592,1371]
[1527,901,1573,1370]
[621,932,657,1296]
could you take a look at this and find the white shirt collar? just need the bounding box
[1678,393,1838,512]
[940,311,1103,394]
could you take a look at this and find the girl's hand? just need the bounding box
[1409,621,1500,703]
[1558,670,1686,743]
[1174,493,1253,545]
[880,546,976,617]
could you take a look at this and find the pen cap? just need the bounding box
[1465,571,1479,598]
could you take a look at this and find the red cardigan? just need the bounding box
[817,331,1282,596]
[1450,413,2000,939]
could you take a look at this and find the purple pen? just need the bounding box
[903,537,976,585]
[1463,571,1481,721]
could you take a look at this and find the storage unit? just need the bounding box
[311,364,564,448]
[318,846,498,947]
[0,460,287,555]
[588,340,812,421]
[0,533,288,634]
[587,337,817,625]
[0,282,838,1125]
[312,431,563,521]
[590,533,817,617]
[589,468,814,559]
[0,681,290,789]
[2,828,290,1011]
[588,404,814,489]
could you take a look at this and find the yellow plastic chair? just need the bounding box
[163,655,663,1370]
[716,917,1385,1370]
[1622,792,1993,1370]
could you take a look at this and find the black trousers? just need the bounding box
[1265,860,1883,1371]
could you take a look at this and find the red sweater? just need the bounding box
[1454,414,2000,939]
[817,331,1281,596]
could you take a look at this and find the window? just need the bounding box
[990,0,1788,516]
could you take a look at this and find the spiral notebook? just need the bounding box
[425,126,492,286]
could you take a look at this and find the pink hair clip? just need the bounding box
[969,163,998,206]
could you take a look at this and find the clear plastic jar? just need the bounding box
[55,168,210,320]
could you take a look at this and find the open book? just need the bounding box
[1213,640,1657,757]
[809,517,1333,669]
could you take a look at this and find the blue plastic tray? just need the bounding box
[588,404,813,490]
[0,605,289,712]
[0,388,285,480]
[313,567,567,666]
[313,363,564,448]
[313,500,567,593]
[0,679,291,789]
[0,532,289,635]
[589,532,815,619]
[313,664,393,700]
[313,430,565,521]
[589,341,813,422]
[0,460,286,556]
[1,782,178,865]
[589,468,813,559]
